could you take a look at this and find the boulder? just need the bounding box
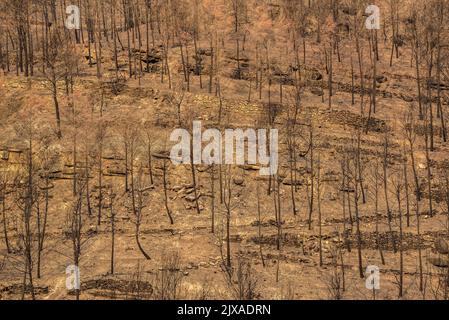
[376,75,388,84]
[310,87,324,96]
[435,238,449,255]
[310,71,323,81]
[282,178,302,186]
[429,257,449,268]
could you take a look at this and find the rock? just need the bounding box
[340,187,355,193]
[1,150,9,161]
[342,6,357,15]
[256,176,283,182]
[429,80,449,91]
[376,75,388,84]
[233,178,244,186]
[229,234,243,242]
[428,257,449,268]
[172,185,184,192]
[107,165,126,176]
[435,238,449,255]
[198,48,212,56]
[186,263,198,269]
[239,164,260,171]
[84,55,97,65]
[418,163,427,170]
[310,87,324,96]
[197,165,209,173]
[103,154,124,161]
[401,94,414,102]
[185,194,199,202]
[310,71,323,81]
[139,185,154,193]
[282,178,302,186]
[327,192,337,201]
[298,255,314,264]
[152,152,171,160]
[141,53,162,65]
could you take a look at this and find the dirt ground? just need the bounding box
[1,0,449,300]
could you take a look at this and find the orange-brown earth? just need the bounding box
[1,0,449,300]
